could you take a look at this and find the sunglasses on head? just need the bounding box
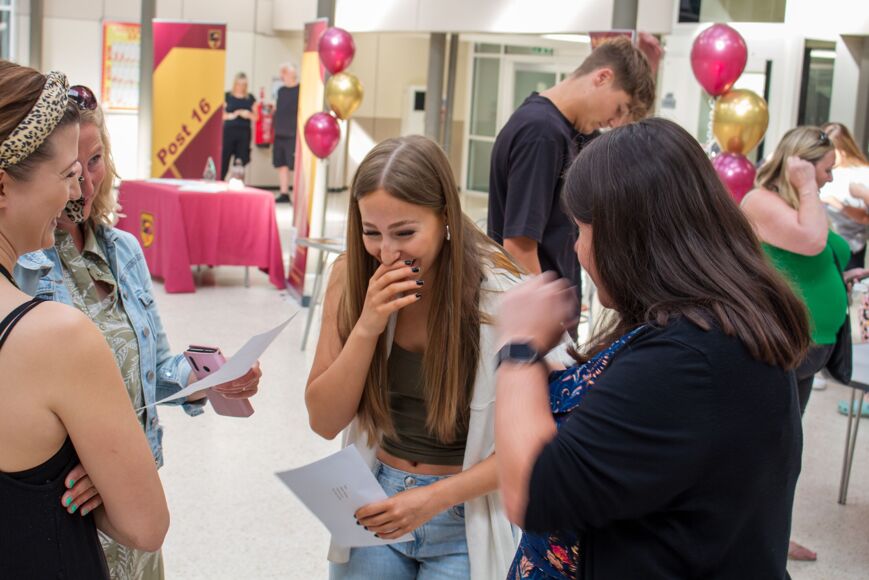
[818,131,831,146]
[68,85,98,111]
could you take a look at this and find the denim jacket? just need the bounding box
[15,225,204,468]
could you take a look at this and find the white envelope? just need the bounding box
[276,445,414,547]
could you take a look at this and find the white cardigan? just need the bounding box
[327,264,523,579]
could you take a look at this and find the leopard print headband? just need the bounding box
[0,70,70,170]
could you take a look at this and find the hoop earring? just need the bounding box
[445,224,451,241]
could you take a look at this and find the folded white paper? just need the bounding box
[276,445,414,547]
[138,313,296,409]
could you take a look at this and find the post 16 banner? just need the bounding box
[151,21,226,178]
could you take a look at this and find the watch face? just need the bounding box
[508,343,537,361]
[498,342,540,367]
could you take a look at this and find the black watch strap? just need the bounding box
[496,342,543,369]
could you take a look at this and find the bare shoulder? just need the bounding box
[9,301,108,368]
[328,253,347,284]
[320,254,350,323]
[741,187,785,216]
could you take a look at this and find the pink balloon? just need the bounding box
[691,24,748,96]
[713,153,756,204]
[304,112,341,159]
[318,27,356,74]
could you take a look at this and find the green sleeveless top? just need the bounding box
[762,231,849,345]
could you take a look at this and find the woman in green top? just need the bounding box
[742,126,869,562]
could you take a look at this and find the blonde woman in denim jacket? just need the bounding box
[15,87,261,580]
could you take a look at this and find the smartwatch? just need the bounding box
[496,342,543,369]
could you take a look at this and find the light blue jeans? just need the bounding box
[329,461,469,579]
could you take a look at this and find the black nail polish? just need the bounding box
[374,534,380,538]
[404,259,415,266]
[416,280,424,286]
[411,267,420,273]
[355,520,360,526]
[415,293,422,299]
[364,526,369,531]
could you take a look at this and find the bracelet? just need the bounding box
[798,188,820,197]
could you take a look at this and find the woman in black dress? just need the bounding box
[0,61,169,578]
[222,72,256,179]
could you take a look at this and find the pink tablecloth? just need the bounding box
[116,180,286,293]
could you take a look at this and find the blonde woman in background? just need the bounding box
[742,126,869,562]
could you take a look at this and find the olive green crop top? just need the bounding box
[379,345,468,466]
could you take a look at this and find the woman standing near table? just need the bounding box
[222,72,256,180]
[15,86,262,580]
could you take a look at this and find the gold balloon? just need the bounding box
[325,72,364,120]
[712,89,769,156]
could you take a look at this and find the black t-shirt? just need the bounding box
[224,92,255,130]
[274,85,300,138]
[524,318,802,579]
[488,93,581,294]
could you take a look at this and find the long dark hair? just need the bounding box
[563,117,809,369]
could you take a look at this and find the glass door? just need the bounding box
[798,42,836,128]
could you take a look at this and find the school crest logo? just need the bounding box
[208,29,222,49]
[140,213,155,248]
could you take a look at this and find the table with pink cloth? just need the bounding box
[116,180,286,293]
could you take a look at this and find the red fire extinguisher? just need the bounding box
[254,87,274,147]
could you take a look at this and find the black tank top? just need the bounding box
[0,298,110,578]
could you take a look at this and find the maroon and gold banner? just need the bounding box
[288,18,329,300]
[151,21,226,178]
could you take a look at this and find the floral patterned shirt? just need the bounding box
[56,225,145,426]
[509,325,649,580]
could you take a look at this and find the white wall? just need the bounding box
[335,0,616,34]
[785,0,869,38]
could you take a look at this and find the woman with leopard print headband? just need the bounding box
[0,60,169,578]
[13,72,263,580]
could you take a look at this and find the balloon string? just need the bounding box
[705,96,716,157]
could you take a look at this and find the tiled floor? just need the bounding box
[152,202,869,578]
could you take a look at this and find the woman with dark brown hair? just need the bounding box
[306,135,522,579]
[495,117,807,579]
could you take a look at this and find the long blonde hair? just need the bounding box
[80,106,121,226]
[338,135,515,445]
[823,122,869,168]
[756,126,834,209]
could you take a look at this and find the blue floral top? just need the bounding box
[508,325,649,580]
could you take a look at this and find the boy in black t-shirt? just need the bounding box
[487,38,656,310]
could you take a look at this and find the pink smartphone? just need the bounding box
[184,345,254,418]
